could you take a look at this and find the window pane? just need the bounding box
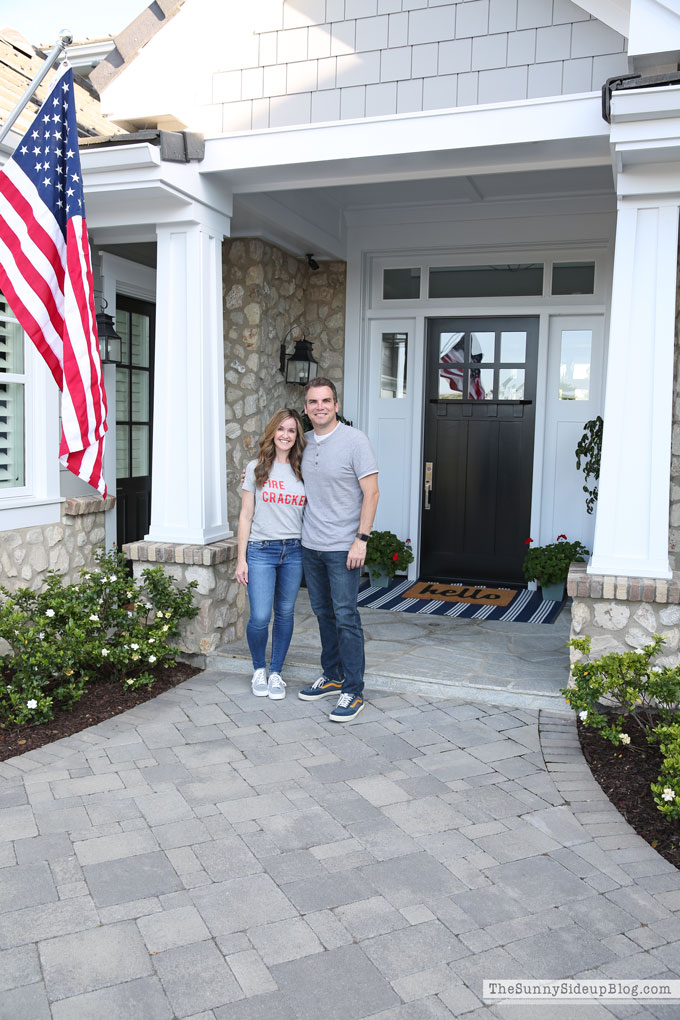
[439,332,464,359]
[559,329,592,400]
[0,318,24,374]
[131,425,149,477]
[500,331,526,363]
[552,262,595,295]
[131,313,149,367]
[116,367,130,420]
[429,264,543,298]
[0,381,25,487]
[383,268,420,300]
[499,368,525,400]
[116,310,130,365]
[131,370,149,422]
[470,332,494,362]
[116,423,129,478]
[380,332,408,398]
[438,366,463,398]
[469,368,494,400]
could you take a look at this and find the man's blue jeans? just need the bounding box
[301,547,364,697]
[246,539,303,673]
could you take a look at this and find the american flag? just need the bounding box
[440,334,486,401]
[0,65,107,495]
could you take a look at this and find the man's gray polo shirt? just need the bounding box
[301,422,378,551]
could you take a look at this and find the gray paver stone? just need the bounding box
[83,850,183,906]
[0,943,41,991]
[0,981,51,1020]
[152,939,242,1015]
[50,975,173,1020]
[39,920,152,999]
[137,905,211,953]
[191,873,297,935]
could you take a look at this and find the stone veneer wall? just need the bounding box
[0,496,115,593]
[568,563,680,668]
[222,238,346,524]
[124,538,244,660]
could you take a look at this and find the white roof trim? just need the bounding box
[575,0,630,36]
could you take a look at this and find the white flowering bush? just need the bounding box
[563,634,680,822]
[0,548,197,727]
[651,724,680,822]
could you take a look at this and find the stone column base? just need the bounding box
[123,538,245,662]
[567,562,680,668]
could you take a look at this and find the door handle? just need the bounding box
[424,461,433,510]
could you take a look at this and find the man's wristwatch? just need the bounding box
[356,532,370,541]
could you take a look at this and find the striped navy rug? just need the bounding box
[357,578,565,624]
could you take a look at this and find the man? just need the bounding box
[298,378,379,722]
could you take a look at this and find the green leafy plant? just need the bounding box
[522,534,589,587]
[365,530,414,579]
[575,415,603,515]
[0,548,198,728]
[651,723,680,821]
[563,634,679,745]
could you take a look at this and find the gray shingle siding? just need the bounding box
[215,1,628,130]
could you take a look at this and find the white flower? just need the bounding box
[148,655,156,663]
[89,614,99,622]
[578,710,588,721]
[148,638,155,644]
[101,648,109,656]
[619,733,631,745]
[662,787,676,802]
[131,652,139,660]
[130,643,139,650]
[651,666,662,674]
[634,648,645,654]
[162,624,169,632]
[45,609,55,618]
[110,574,117,581]
[126,678,134,685]
[26,699,37,709]
[38,632,45,640]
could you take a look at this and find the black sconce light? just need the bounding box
[95,299,122,365]
[279,326,318,386]
[306,253,319,271]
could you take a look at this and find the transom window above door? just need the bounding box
[438,329,529,401]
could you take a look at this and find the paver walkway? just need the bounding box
[1,668,679,1019]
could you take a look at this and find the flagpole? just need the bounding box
[0,30,74,147]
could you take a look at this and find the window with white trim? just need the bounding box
[0,293,26,491]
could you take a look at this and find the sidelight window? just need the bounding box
[0,295,26,489]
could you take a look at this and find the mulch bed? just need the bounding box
[0,662,200,763]
[578,714,680,870]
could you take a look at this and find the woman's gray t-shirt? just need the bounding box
[242,460,306,541]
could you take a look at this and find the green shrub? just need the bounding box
[365,530,414,579]
[651,723,680,822]
[563,634,679,745]
[0,548,198,727]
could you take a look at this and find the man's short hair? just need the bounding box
[304,377,338,403]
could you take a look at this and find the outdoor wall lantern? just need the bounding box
[95,300,123,365]
[280,326,318,385]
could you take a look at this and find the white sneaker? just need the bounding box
[251,668,268,696]
[268,672,286,700]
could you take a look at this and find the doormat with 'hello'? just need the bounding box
[357,578,564,623]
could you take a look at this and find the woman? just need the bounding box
[236,409,306,699]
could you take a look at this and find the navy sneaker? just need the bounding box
[298,675,343,701]
[329,693,364,722]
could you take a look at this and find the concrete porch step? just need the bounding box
[206,647,571,712]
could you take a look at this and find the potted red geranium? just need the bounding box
[522,534,589,601]
[365,531,414,588]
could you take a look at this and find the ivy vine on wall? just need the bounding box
[575,415,603,515]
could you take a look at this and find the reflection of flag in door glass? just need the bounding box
[439,332,486,400]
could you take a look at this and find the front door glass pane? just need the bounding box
[500,331,527,363]
[0,319,24,373]
[499,368,525,400]
[559,329,592,400]
[469,368,494,400]
[380,332,408,398]
[131,370,149,422]
[470,332,494,362]
[116,423,129,478]
[116,310,130,364]
[438,366,464,398]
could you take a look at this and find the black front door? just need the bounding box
[420,317,538,585]
[115,295,155,548]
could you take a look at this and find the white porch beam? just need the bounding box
[589,86,680,579]
[147,212,232,545]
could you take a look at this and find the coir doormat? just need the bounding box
[357,577,565,624]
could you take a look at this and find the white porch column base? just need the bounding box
[589,87,680,580]
[148,214,231,545]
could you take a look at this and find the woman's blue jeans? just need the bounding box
[246,539,303,673]
[301,547,364,697]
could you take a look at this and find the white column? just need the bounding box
[589,198,678,578]
[147,213,231,544]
